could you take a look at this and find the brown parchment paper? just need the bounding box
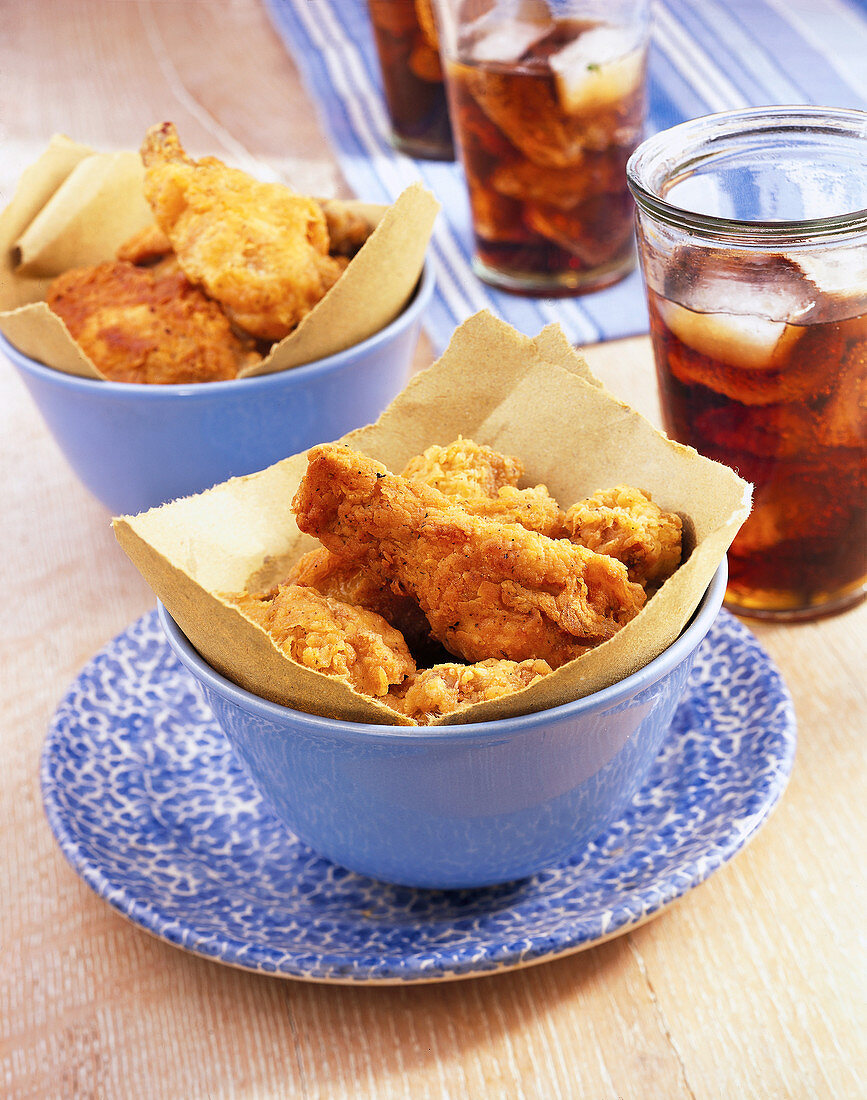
[113,311,752,726]
[0,136,438,381]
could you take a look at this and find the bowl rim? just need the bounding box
[158,560,727,744]
[0,257,434,398]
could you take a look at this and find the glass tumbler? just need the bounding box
[434,0,649,295]
[367,0,455,160]
[628,106,867,620]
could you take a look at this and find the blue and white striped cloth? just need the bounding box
[265,0,867,351]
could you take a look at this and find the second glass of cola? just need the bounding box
[434,0,649,295]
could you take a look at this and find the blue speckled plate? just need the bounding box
[41,608,795,984]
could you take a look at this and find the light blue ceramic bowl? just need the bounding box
[158,562,727,889]
[2,260,433,516]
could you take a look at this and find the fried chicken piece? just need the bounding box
[564,486,683,589]
[232,583,415,698]
[141,122,345,341]
[115,222,183,279]
[402,438,564,537]
[285,545,433,652]
[384,658,552,724]
[317,199,373,257]
[116,222,173,265]
[285,438,563,653]
[455,484,564,538]
[403,437,522,495]
[292,444,646,667]
[46,260,261,384]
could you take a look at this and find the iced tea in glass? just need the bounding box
[629,107,867,620]
[368,0,455,160]
[434,0,648,294]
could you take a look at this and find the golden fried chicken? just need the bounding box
[402,437,523,496]
[317,199,373,257]
[115,222,183,279]
[232,583,415,698]
[285,545,433,653]
[402,438,564,537]
[565,486,683,589]
[115,222,173,265]
[141,122,345,341]
[292,444,646,667]
[456,484,564,537]
[46,260,261,384]
[385,658,552,724]
[284,438,564,654]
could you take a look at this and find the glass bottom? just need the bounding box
[389,132,455,161]
[471,251,635,298]
[724,579,867,623]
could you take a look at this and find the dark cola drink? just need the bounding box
[445,15,646,294]
[629,106,867,619]
[368,0,455,160]
[646,251,867,617]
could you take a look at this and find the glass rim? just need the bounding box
[626,105,867,243]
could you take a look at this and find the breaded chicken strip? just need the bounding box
[46,260,261,384]
[402,438,564,537]
[385,658,552,724]
[565,486,683,589]
[285,438,563,648]
[285,545,432,653]
[232,583,415,698]
[141,122,344,341]
[292,445,646,667]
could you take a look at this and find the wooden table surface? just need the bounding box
[2,3,865,1098]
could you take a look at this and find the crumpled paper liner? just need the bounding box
[113,311,751,726]
[0,135,438,380]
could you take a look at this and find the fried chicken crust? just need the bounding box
[284,438,564,651]
[46,260,261,384]
[564,486,683,589]
[317,199,373,257]
[115,222,173,265]
[141,122,344,341]
[384,658,553,723]
[115,222,184,280]
[292,444,646,667]
[285,545,433,652]
[402,438,564,537]
[402,437,524,495]
[232,583,415,698]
